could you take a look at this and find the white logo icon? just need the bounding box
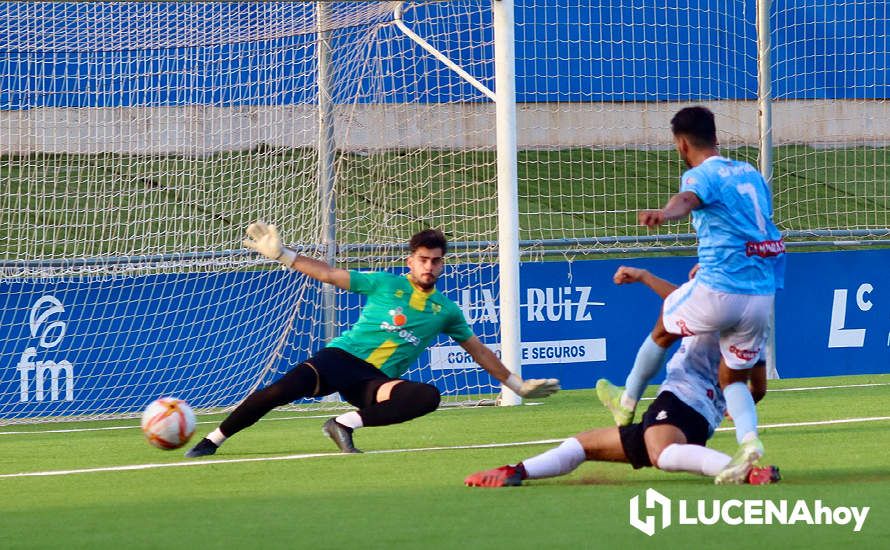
[655,410,668,421]
[828,284,873,348]
[30,295,67,348]
[629,488,671,536]
[16,295,75,402]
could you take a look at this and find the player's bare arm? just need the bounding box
[459,336,560,398]
[638,190,701,227]
[291,255,351,290]
[243,221,351,290]
[613,266,678,299]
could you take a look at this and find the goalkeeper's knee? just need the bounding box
[359,381,441,427]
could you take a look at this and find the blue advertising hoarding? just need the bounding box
[0,271,307,419]
[424,250,890,389]
[1,249,888,419]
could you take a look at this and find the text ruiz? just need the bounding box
[525,286,603,321]
[454,286,604,324]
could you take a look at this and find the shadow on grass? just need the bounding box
[525,467,890,487]
[777,467,890,485]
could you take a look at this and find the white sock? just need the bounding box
[656,443,731,477]
[522,438,586,479]
[724,381,759,444]
[624,335,667,402]
[620,391,638,411]
[207,428,227,446]
[335,411,364,430]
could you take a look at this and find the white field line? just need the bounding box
[1,415,889,479]
[763,382,890,393]
[0,416,325,436]
[0,440,564,479]
[716,415,890,432]
[633,381,890,402]
[2,381,888,437]
[0,409,467,435]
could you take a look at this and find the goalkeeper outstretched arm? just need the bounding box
[459,336,560,398]
[243,221,351,290]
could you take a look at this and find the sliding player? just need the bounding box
[186,222,559,457]
[606,106,785,484]
[465,267,778,487]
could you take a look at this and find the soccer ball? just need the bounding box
[141,397,197,450]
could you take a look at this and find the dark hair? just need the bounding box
[670,106,717,148]
[409,229,448,255]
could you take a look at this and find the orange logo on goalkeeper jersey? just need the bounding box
[380,308,420,346]
[389,307,407,326]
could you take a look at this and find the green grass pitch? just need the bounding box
[1,374,888,549]
[1,146,889,547]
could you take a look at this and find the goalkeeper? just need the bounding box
[186,222,559,457]
[465,266,779,487]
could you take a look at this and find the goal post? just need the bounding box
[491,0,523,406]
[757,0,778,379]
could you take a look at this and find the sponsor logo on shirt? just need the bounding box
[745,239,786,258]
[676,319,696,336]
[389,307,407,327]
[728,345,760,361]
[381,307,420,346]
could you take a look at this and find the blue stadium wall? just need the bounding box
[0,0,887,109]
[2,250,887,417]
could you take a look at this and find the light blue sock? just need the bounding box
[624,335,667,402]
[724,381,758,443]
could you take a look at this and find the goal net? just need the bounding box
[513,0,888,253]
[0,1,503,424]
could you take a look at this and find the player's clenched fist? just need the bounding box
[613,266,648,285]
[638,209,665,227]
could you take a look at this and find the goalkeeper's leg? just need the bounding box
[185,363,320,457]
[321,380,440,453]
[356,380,441,427]
[219,363,320,435]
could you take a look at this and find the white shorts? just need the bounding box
[662,279,773,369]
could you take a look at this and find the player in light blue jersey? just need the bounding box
[602,106,785,484]
[465,267,779,488]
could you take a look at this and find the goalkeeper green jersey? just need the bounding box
[327,270,474,378]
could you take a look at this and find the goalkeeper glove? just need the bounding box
[243,221,297,268]
[505,374,561,398]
